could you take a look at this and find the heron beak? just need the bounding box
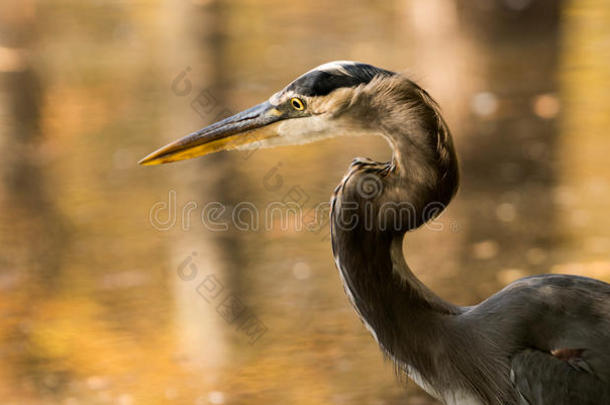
[138,101,284,165]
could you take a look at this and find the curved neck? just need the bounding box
[328,76,514,404]
[330,80,463,391]
[330,165,463,400]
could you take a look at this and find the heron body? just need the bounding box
[141,61,610,405]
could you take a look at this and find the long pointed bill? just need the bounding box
[139,101,284,165]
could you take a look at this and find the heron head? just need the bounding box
[139,61,395,165]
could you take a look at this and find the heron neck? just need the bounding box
[331,210,462,368]
[331,111,462,373]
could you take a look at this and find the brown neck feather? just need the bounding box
[329,74,464,395]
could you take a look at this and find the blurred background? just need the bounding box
[1,0,609,404]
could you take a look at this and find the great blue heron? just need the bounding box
[140,61,610,405]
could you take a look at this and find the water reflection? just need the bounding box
[0,0,609,404]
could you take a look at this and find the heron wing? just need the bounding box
[510,348,610,405]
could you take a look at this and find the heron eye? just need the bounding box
[290,97,305,111]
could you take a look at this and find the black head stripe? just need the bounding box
[286,62,395,97]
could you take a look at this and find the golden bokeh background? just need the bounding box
[0,0,609,404]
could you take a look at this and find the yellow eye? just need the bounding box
[290,97,305,111]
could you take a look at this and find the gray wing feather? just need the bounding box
[511,348,610,405]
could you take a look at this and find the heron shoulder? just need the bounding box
[469,274,610,317]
